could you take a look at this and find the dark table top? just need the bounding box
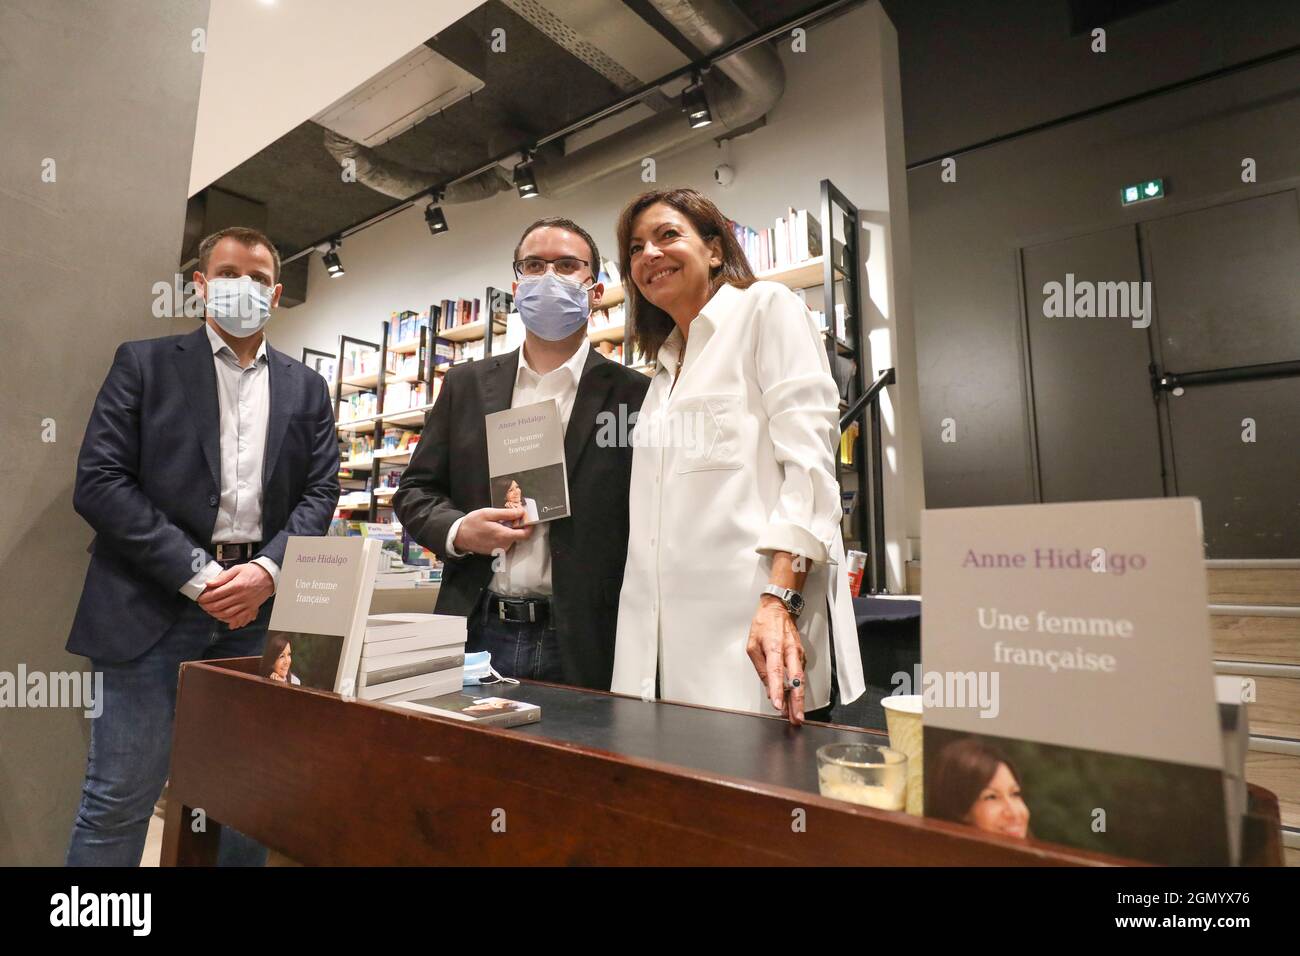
[456,681,884,797]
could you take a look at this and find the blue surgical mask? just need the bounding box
[514,271,591,341]
[463,651,519,686]
[205,275,272,337]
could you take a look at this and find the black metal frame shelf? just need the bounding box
[821,177,893,594]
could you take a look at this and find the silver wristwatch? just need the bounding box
[761,584,805,619]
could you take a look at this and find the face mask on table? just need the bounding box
[514,271,591,341]
[463,650,519,686]
[204,275,272,337]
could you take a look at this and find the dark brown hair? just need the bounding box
[927,737,1025,824]
[616,188,755,360]
[513,217,600,282]
[197,226,281,283]
[259,632,292,681]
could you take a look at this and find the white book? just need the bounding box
[357,651,463,690]
[361,631,464,658]
[365,612,467,644]
[361,666,463,702]
[359,646,464,674]
[265,537,383,695]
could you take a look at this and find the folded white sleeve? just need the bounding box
[752,285,844,565]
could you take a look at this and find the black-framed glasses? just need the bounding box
[513,256,591,280]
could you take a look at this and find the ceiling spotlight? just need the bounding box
[424,200,449,235]
[513,158,539,199]
[682,73,712,129]
[322,242,344,278]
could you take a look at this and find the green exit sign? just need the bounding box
[1121,178,1165,205]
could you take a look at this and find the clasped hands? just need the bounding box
[197,562,275,629]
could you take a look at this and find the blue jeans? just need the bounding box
[66,596,273,867]
[467,593,566,683]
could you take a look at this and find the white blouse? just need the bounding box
[611,281,866,714]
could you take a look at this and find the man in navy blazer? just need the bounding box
[65,227,340,866]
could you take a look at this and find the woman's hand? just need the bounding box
[746,596,806,725]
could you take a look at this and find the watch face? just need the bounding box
[788,591,805,614]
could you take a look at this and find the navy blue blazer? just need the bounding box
[67,324,341,663]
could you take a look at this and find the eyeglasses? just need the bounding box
[513,256,591,280]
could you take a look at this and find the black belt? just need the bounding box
[213,542,260,567]
[485,591,551,625]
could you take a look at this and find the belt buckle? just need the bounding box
[216,543,246,563]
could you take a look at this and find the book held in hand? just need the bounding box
[485,398,569,524]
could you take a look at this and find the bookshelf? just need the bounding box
[318,286,514,565]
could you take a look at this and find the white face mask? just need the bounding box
[204,275,272,337]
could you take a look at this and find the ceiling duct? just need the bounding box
[530,0,784,198]
[312,44,484,148]
[321,0,784,208]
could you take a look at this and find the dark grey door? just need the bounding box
[1021,226,1165,503]
[1020,190,1300,557]
[1143,190,1300,558]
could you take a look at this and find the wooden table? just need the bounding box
[161,657,1282,866]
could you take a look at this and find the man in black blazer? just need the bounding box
[65,227,340,866]
[395,217,648,691]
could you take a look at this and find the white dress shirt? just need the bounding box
[179,323,280,599]
[610,281,865,713]
[444,338,590,597]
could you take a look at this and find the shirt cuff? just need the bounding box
[180,560,223,601]
[251,556,280,591]
[445,516,467,558]
[755,520,832,565]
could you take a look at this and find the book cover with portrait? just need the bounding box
[485,398,569,524]
[918,498,1232,865]
[262,536,382,694]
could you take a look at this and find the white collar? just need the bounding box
[518,336,590,386]
[654,282,743,370]
[205,321,269,364]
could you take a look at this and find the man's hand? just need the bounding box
[453,506,533,556]
[198,563,275,629]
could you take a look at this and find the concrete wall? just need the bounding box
[895,0,1300,510]
[0,1,209,864]
[270,1,923,587]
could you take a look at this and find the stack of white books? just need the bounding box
[357,613,466,703]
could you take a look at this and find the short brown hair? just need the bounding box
[513,217,600,282]
[197,226,281,283]
[616,188,755,361]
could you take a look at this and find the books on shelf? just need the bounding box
[379,427,420,455]
[346,435,374,462]
[390,308,428,349]
[435,297,482,333]
[382,379,435,415]
[341,342,381,378]
[339,390,378,422]
[450,334,506,363]
[728,207,823,274]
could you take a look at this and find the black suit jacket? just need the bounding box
[394,346,650,690]
[66,325,341,663]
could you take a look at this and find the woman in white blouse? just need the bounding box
[610,188,865,724]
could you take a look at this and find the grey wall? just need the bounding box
[891,0,1300,508]
[0,1,209,864]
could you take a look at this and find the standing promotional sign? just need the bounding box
[919,498,1230,864]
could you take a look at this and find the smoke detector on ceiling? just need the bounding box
[312,45,484,148]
